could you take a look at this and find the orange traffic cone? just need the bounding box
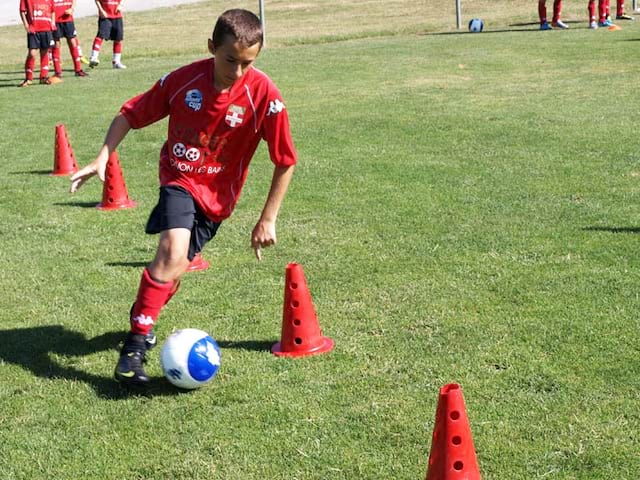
[187,252,210,272]
[96,151,137,210]
[271,263,334,357]
[52,124,78,176]
[425,384,481,480]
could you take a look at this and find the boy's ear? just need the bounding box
[208,38,215,55]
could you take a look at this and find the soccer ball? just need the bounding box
[468,18,484,33]
[160,328,221,389]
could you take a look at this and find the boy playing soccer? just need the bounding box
[70,9,297,386]
[19,0,62,86]
[51,0,88,78]
[89,0,127,69]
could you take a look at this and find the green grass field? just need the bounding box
[1,1,640,478]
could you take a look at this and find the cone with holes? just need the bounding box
[272,262,334,357]
[52,124,78,176]
[425,383,481,480]
[187,252,210,272]
[96,151,137,210]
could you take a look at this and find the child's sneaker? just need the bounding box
[589,21,599,29]
[89,57,100,68]
[80,55,90,65]
[552,20,569,29]
[114,333,150,385]
[540,21,553,30]
[145,330,157,350]
[598,19,614,27]
[75,69,88,77]
[112,62,127,69]
[616,13,635,20]
[18,79,32,88]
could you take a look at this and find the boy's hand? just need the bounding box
[64,7,73,15]
[69,149,109,193]
[251,219,276,261]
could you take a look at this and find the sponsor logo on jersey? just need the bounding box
[185,89,203,111]
[267,99,285,116]
[225,104,245,127]
[184,148,200,162]
[172,142,186,157]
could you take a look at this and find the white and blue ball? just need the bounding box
[468,18,484,33]
[160,328,221,389]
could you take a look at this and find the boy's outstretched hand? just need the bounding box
[70,148,109,193]
[251,219,276,261]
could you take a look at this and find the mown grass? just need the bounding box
[1,1,640,479]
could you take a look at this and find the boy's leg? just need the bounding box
[115,229,190,385]
[539,0,548,25]
[89,37,103,67]
[67,37,85,75]
[52,42,62,77]
[21,49,36,86]
[38,47,50,81]
[112,41,126,68]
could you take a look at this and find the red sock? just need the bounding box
[113,41,122,54]
[25,55,35,80]
[70,44,82,72]
[599,0,607,20]
[553,0,562,22]
[52,46,61,75]
[539,2,547,23]
[617,0,624,16]
[588,1,596,21]
[91,37,103,54]
[39,51,49,79]
[129,268,176,335]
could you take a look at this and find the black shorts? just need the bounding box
[97,17,124,41]
[145,186,221,261]
[27,31,54,50]
[53,21,77,41]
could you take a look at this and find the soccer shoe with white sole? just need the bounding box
[112,62,127,69]
[18,79,32,88]
[540,21,553,30]
[589,21,599,29]
[616,14,635,20]
[89,58,99,68]
[552,20,569,28]
[114,333,150,385]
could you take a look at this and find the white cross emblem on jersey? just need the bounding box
[225,111,243,127]
[225,104,246,128]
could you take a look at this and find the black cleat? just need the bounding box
[114,333,150,385]
[144,329,157,351]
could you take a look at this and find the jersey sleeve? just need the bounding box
[261,84,297,167]
[120,77,171,129]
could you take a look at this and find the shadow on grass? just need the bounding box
[9,169,53,175]
[217,339,275,352]
[0,325,182,399]
[106,261,149,268]
[53,201,100,208]
[583,226,640,234]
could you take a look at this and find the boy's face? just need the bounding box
[209,36,261,91]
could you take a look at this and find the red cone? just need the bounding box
[96,151,137,210]
[272,263,334,357]
[425,384,481,480]
[52,124,78,176]
[187,252,210,272]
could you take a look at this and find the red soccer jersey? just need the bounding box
[120,57,297,223]
[53,0,73,22]
[96,0,122,18]
[20,0,55,32]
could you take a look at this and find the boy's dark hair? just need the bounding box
[212,9,263,49]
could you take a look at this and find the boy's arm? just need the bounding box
[251,164,295,260]
[20,10,30,32]
[70,113,131,193]
[116,0,124,12]
[95,0,107,18]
